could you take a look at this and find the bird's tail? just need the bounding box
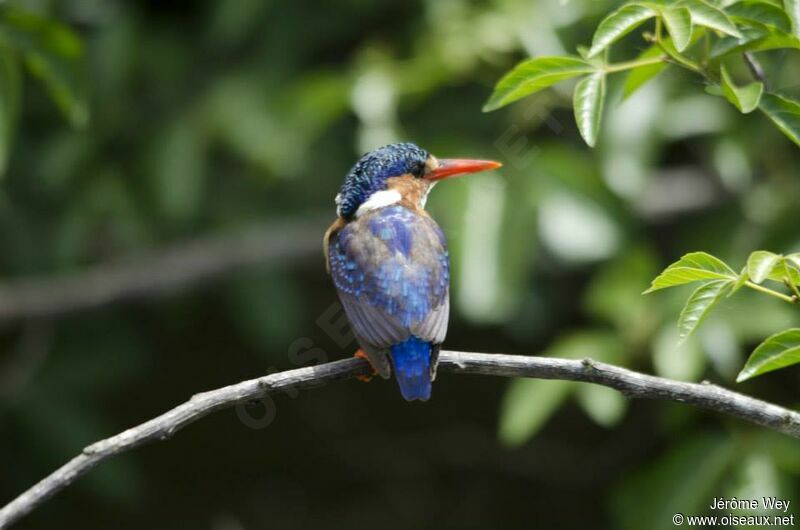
[390,336,433,402]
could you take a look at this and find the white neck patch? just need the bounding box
[355,189,402,217]
[419,181,436,209]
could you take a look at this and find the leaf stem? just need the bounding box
[656,16,663,43]
[657,41,705,75]
[604,55,667,73]
[744,281,798,304]
[785,277,800,301]
[644,17,706,77]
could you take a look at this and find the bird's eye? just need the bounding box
[410,162,426,178]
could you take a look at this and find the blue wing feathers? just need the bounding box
[328,205,449,399]
[329,205,449,333]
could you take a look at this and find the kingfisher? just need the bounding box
[324,143,501,401]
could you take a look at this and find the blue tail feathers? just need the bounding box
[390,337,432,402]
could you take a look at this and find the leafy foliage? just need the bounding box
[759,92,800,146]
[719,65,763,114]
[644,252,737,292]
[587,3,658,57]
[2,0,800,527]
[647,251,800,380]
[573,72,607,147]
[747,250,783,283]
[485,0,800,393]
[485,0,800,148]
[0,8,86,176]
[482,56,594,112]
[738,329,800,381]
[787,0,800,35]
[676,280,731,342]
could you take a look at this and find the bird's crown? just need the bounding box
[335,142,429,219]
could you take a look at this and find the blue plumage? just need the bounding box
[390,337,432,401]
[329,205,449,328]
[325,143,500,401]
[368,213,413,258]
[328,204,449,401]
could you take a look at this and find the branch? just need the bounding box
[743,51,769,90]
[2,350,800,528]
[0,219,322,323]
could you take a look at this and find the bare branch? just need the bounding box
[2,350,800,528]
[0,220,322,323]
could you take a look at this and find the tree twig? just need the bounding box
[2,350,800,528]
[743,51,769,90]
[0,219,322,323]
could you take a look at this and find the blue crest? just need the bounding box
[336,142,429,219]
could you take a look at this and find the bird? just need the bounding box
[324,142,501,401]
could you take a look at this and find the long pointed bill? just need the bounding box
[426,158,502,181]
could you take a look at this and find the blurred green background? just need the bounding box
[1,0,799,528]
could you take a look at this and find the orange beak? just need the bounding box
[426,158,502,181]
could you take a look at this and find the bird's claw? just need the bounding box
[353,349,378,382]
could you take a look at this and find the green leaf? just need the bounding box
[780,259,800,288]
[747,250,782,283]
[588,3,658,58]
[759,92,800,146]
[726,1,793,33]
[737,328,800,382]
[573,72,606,147]
[645,252,737,293]
[737,251,800,288]
[622,45,668,99]
[719,65,763,113]
[783,257,800,291]
[1,9,88,128]
[662,6,693,51]
[0,50,21,177]
[764,256,800,285]
[677,280,731,342]
[748,29,800,49]
[786,0,800,36]
[712,27,800,57]
[483,56,594,112]
[677,0,743,37]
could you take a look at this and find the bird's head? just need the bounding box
[335,142,501,220]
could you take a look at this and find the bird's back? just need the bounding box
[327,204,450,399]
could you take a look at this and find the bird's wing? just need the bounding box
[327,206,450,374]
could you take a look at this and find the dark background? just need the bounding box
[1,0,800,528]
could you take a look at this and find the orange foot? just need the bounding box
[354,349,378,382]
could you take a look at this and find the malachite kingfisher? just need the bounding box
[324,143,501,401]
